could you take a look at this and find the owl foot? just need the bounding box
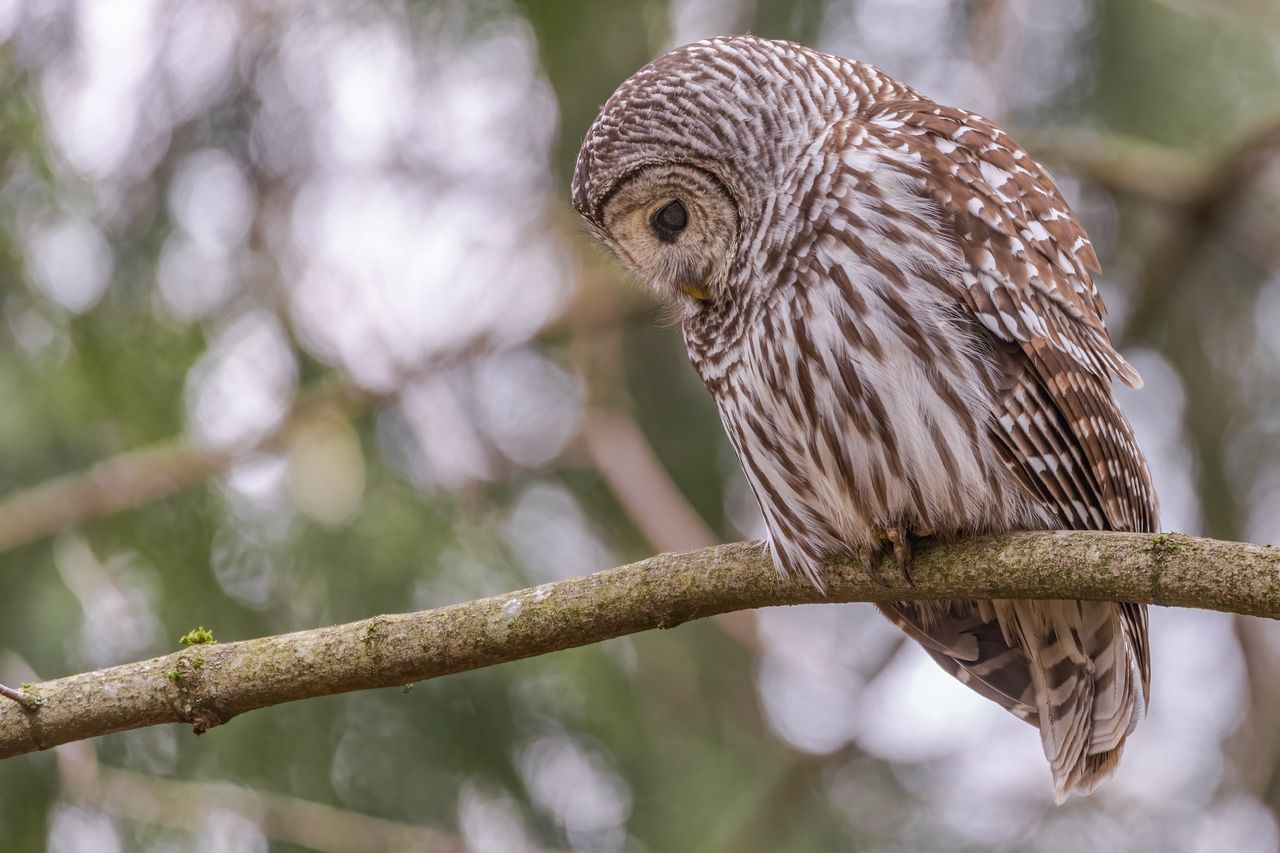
[859,526,908,587]
[860,525,935,587]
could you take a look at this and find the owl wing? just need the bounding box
[849,101,1162,532]
[850,101,1155,798]
[859,98,1157,535]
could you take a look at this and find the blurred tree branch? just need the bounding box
[584,408,720,552]
[48,702,473,853]
[1024,128,1202,205]
[582,407,765,651]
[0,374,362,554]
[1124,121,1280,343]
[568,287,765,648]
[0,294,655,555]
[60,762,471,853]
[1024,123,1280,344]
[2,530,1276,760]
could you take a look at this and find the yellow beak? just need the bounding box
[678,281,710,301]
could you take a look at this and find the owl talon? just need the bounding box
[860,545,890,587]
[858,526,917,587]
[857,526,915,586]
[885,527,914,585]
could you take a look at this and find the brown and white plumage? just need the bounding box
[572,35,1156,800]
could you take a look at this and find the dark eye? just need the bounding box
[651,200,687,243]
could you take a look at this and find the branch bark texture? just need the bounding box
[3,531,1276,760]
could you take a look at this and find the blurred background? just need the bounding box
[0,0,1278,850]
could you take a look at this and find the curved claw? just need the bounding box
[860,543,891,587]
[858,524,930,587]
[884,527,913,584]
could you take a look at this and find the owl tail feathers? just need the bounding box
[994,599,1147,803]
[1057,746,1127,803]
[878,599,1146,802]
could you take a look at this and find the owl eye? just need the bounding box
[651,200,687,243]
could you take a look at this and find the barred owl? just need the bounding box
[571,36,1156,800]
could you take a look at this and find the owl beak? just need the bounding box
[678,281,710,301]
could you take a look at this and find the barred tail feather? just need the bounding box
[993,599,1146,801]
[882,597,1148,801]
[877,600,1040,722]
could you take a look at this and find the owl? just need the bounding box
[571,36,1156,800]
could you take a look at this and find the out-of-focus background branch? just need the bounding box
[1,1,1279,851]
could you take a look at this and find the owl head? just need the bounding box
[572,149,740,305]
[571,36,895,310]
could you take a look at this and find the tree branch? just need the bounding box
[2,531,1276,760]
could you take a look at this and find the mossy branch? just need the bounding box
[2,531,1277,760]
